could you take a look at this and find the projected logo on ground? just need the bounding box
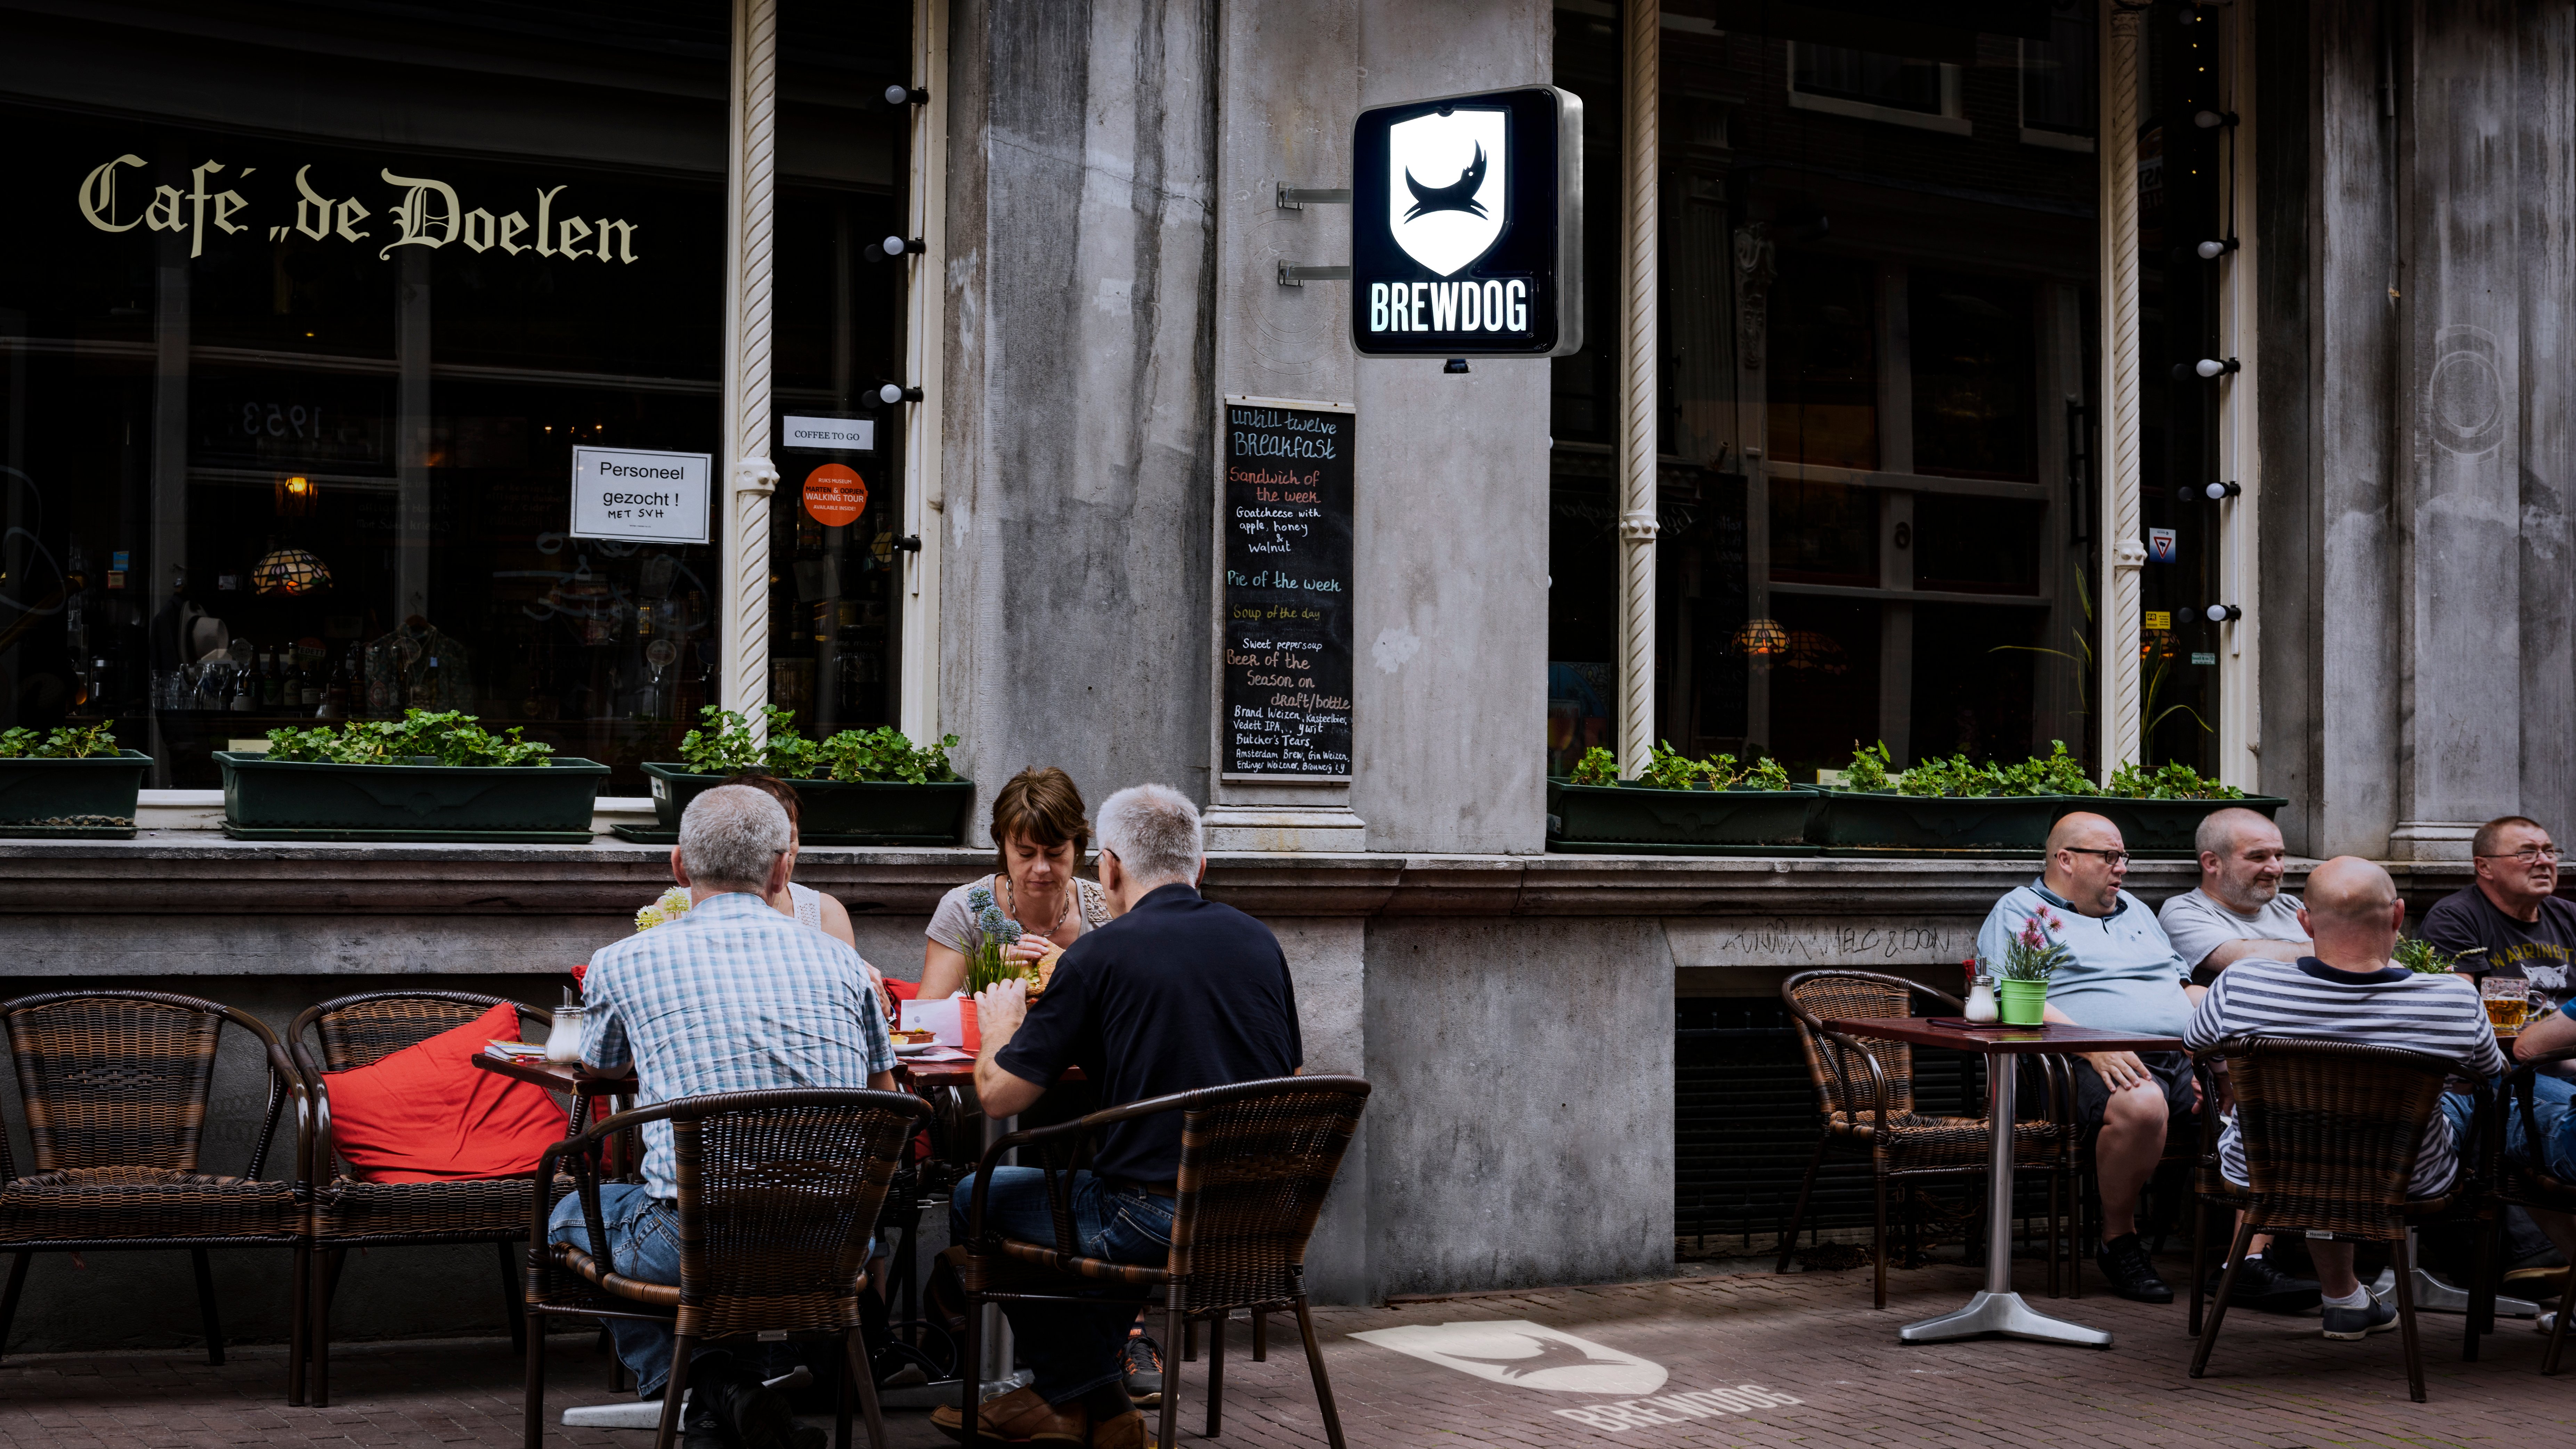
[1350,1319,1804,1434]
[1351,1320,1665,1395]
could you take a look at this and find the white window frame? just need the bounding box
[2017,38,2097,153]
[1784,41,1969,136]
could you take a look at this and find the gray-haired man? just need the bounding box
[937,785,1303,1449]
[554,785,897,1448]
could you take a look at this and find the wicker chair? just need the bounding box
[0,990,302,1371]
[1775,971,2073,1308]
[2472,1044,2576,1373]
[522,1087,930,1449]
[288,990,576,1407]
[948,1075,1370,1449]
[2188,1035,2479,1403]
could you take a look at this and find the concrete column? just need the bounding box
[2097,0,2144,781]
[898,0,950,748]
[394,248,432,625]
[1613,0,1658,778]
[2388,0,2539,856]
[718,0,782,741]
[2213,0,2262,790]
[938,0,1217,827]
[1343,0,1553,853]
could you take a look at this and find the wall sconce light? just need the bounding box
[2204,604,2243,623]
[867,236,927,262]
[274,475,318,517]
[872,381,924,406]
[884,84,930,107]
[2193,109,2240,129]
[2173,357,2242,381]
[2190,480,2242,501]
[2195,237,2241,260]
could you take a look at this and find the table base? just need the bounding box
[2372,1265,2540,1318]
[1897,1289,2113,1348]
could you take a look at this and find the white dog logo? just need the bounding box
[1386,108,1508,277]
[1351,1320,1668,1395]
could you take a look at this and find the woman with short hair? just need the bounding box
[920,766,1110,1001]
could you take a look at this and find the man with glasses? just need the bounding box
[2423,816,2576,1020]
[1977,811,2203,1303]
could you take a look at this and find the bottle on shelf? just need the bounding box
[258,649,282,709]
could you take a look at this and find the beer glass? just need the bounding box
[2482,974,2535,1033]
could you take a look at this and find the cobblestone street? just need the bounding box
[7,1255,2573,1448]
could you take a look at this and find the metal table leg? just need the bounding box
[1900,1050,2113,1349]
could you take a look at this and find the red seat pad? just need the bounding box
[321,1001,570,1184]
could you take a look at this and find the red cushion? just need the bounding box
[886,979,919,1001]
[321,1001,570,1184]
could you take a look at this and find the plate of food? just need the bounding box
[891,1029,943,1054]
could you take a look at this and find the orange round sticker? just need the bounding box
[802,464,867,527]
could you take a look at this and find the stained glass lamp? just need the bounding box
[1733,617,1789,658]
[251,546,333,596]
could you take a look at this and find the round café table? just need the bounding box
[1821,1015,2187,1349]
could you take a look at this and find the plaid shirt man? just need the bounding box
[580,890,897,1199]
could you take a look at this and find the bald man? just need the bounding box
[2184,857,2506,1341]
[1976,811,2203,1303]
[2158,807,2313,980]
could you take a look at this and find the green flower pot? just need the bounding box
[216,751,609,841]
[0,751,152,838]
[1544,778,1821,855]
[1996,980,2049,1026]
[637,763,974,846]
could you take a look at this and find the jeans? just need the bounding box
[2503,1071,2576,1182]
[951,1168,1175,1406]
[550,1184,690,1398]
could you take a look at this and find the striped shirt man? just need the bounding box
[2183,955,2505,1197]
[581,890,897,1200]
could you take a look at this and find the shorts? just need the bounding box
[2022,1050,2197,1145]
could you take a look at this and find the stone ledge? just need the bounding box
[0,834,2428,918]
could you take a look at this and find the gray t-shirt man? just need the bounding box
[2160,887,2308,974]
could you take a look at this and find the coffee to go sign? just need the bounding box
[1350,86,1583,358]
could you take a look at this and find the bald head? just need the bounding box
[2195,807,2280,861]
[2043,811,2129,916]
[2297,856,2406,971]
[2197,806,2290,911]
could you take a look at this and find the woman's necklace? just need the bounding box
[1003,873,1072,937]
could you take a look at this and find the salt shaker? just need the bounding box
[1964,974,2000,1025]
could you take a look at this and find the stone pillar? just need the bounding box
[897,0,951,749]
[718,0,781,740]
[1614,0,1658,778]
[2387,0,2569,857]
[2097,0,2145,781]
[938,0,1218,826]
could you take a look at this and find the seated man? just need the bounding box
[2159,806,2313,982]
[2183,857,2507,1341]
[1977,811,2202,1303]
[553,785,898,1449]
[2424,815,2576,1017]
[937,785,1302,1449]
[2155,805,2320,1312]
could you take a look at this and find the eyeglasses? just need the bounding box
[2477,846,2563,863]
[2060,845,2130,866]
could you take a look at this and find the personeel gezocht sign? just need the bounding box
[569,447,711,545]
[1221,399,1354,778]
[1350,86,1583,358]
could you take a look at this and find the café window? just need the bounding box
[1788,43,1964,129]
[2020,5,2100,144]
[0,2,912,792]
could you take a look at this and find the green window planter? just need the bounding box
[1813,791,2074,855]
[216,751,610,842]
[0,751,153,839]
[632,762,975,846]
[2080,795,2288,860]
[1545,779,1821,855]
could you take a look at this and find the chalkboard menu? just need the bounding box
[1221,399,1355,776]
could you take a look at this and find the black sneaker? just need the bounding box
[1123,1328,1165,1407]
[2203,1255,2323,1314]
[2322,1296,2399,1340]
[698,1367,808,1449]
[680,1396,732,1449]
[2095,1233,2174,1304]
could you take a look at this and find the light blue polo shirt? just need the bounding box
[1976,880,2194,1038]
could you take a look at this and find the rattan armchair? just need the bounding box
[288,990,576,1407]
[947,1075,1370,1449]
[2472,1044,2576,1373]
[522,1087,930,1449]
[1776,971,2073,1308]
[2189,1034,2481,1403]
[0,990,302,1371]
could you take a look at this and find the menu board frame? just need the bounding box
[1213,395,1356,783]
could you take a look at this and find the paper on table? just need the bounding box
[901,995,963,1047]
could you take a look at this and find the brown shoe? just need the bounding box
[2505,1264,2571,1298]
[1091,1409,1159,1449]
[930,1386,1089,1443]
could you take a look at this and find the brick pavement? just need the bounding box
[5,1255,2575,1447]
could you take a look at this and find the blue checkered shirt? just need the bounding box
[580,890,897,1199]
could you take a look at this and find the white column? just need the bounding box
[719,0,782,744]
[2097,0,2144,780]
[2215,0,2261,788]
[1615,0,1659,777]
[898,0,949,747]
